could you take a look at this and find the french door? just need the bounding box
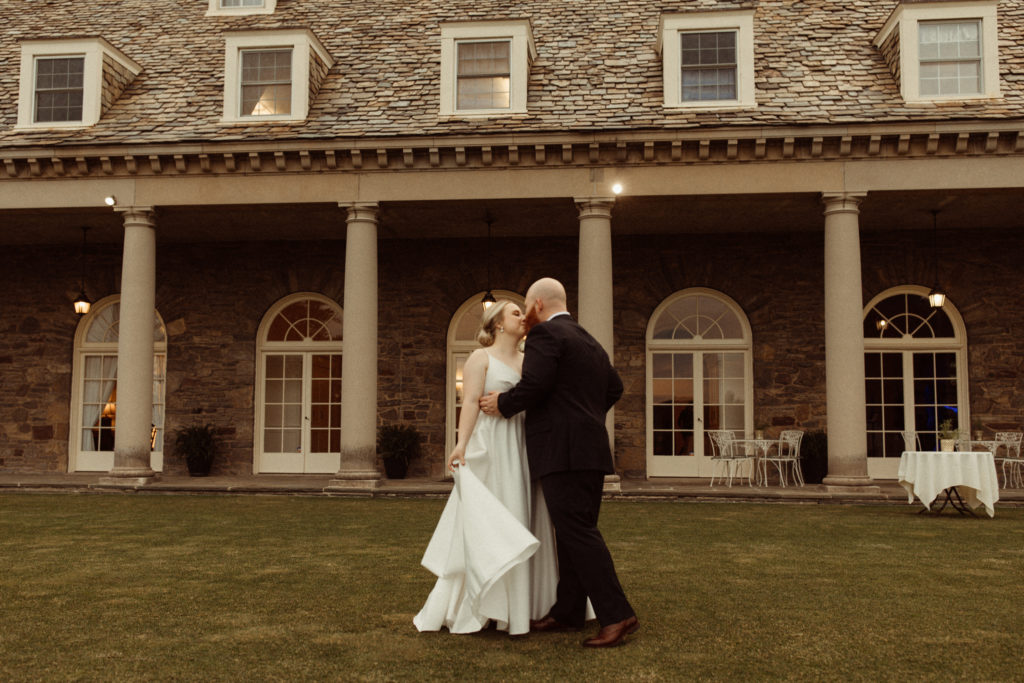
[648,350,747,477]
[865,350,960,479]
[258,352,342,473]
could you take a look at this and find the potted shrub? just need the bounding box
[799,430,829,485]
[175,424,218,477]
[378,424,422,479]
[938,419,959,452]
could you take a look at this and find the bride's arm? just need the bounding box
[448,349,488,471]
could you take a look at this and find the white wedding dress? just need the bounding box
[413,354,558,635]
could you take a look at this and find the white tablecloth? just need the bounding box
[897,451,999,517]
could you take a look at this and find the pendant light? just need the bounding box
[927,209,946,308]
[482,210,496,310]
[73,226,92,316]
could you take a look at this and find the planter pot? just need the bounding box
[383,457,408,479]
[940,439,956,452]
[186,457,213,477]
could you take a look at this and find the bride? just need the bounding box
[413,300,558,635]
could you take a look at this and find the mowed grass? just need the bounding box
[1,494,1022,682]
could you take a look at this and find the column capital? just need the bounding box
[114,206,156,224]
[574,197,616,220]
[821,192,867,216]
[341,202,379,224]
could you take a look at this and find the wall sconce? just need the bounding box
[482,210,496,310]
[104,195,117,207]
[73,226,92,316]
[927,209,946,309]
[612,182,623,195]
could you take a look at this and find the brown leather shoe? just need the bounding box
[530,615,578,632]
[582,616,639,648]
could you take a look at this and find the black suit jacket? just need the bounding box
[498,314,623,480]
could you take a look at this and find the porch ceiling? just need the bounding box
[0,189,1020,245]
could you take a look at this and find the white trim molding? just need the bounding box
[221,29,334,124]
[874,0,1000,104]
[658,9,756,110]
[17,37,141,129]
[206,0,276,17]
[439,20,536,117]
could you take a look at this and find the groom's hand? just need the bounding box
[479,391,500,416]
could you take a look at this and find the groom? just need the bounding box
[479,277,638,648]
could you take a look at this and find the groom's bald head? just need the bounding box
[527,278,567,307]
[524,278,568,329]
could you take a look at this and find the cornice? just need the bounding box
[2,122,1022,181]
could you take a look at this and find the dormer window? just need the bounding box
[918,21,981,96]
[34,56,85,122]
[440,20,535,116]
[659,10,756,110]
[874,0,999,103]
[17,38,141,129]
[207,0,276,16]
[221,30,333,123]
[241,49,292,116]
[457,41,511,110]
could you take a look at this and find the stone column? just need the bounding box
[821,193,875,490]
[99,207,158,486]
[328,203,381,491]
[575,197,620,491]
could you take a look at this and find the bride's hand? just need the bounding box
[447,445,466,472]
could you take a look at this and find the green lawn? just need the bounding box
[1,494,1022,682]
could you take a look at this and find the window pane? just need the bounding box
[680,31,738,102]
[918,21,982,96]
[240,49,292,116]
[34,56,85,123]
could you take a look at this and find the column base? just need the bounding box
[602,474,622,493]
[326,470,381,494]
[822,475,881,493]
[97,474,160,488]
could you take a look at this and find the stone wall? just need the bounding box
[1,223,1021,478]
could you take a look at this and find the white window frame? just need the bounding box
[17,38,141,129]
[658,10,756,110]
[68,296,167,473]
[439,20,536,117]
[207,0,276,17]
[253,292,344,475]
[873,0,999,103]
[222,30,333,123]
[645,288,754,478]
[863,286,970,479]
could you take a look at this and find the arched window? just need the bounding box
[254,293,343,474]
[69,296,167,472]
[445,291,525,467]
[863,286,969,478]
[646,289,753,477]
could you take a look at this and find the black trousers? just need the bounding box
[540,469,635,627]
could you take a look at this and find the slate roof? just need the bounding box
[2,0,1023,149]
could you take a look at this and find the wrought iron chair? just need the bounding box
[993,431,1023,488]
[900,430,922,452]
[761,430,805,487]
[706,429,753,488]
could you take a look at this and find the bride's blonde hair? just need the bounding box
[476,299,516,347]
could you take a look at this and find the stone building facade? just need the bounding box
[1,0,1022,485]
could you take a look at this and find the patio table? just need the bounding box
[898,451,999,517]
[733,438,775,486]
